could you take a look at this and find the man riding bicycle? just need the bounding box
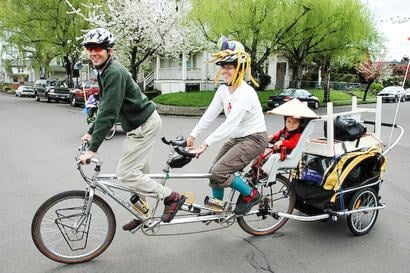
[78,28,185,230]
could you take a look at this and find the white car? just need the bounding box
[377,86,406,103]
[15,86,35,97]
[405,88,410,101]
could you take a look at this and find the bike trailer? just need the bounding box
[295,145,386,215]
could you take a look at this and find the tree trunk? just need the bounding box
[63,55,76,88]
[363,81,373,102]
[130,46,139,81]
[321,59,331,103]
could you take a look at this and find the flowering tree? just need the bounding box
[356,59,390,101]
[66,0,201,80]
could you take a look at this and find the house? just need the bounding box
[152,51,293,93]
[0,36,35,85]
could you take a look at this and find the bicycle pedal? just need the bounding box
[182,191,195,206]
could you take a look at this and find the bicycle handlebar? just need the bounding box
[161,135,187,147]
[174,146,197,158]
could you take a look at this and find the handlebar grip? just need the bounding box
[175,147,197,158]
[161,137,171,145]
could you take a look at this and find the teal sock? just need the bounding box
[230,176,252,196]
[212,187,224,200]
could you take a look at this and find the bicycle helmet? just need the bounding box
[81,28,115,48]
[209,36,258,87]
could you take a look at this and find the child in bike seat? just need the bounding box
[268,115,304,157]
[248,99,318,182]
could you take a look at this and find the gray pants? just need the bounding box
[209,132,267,188]
[116,110,172,199]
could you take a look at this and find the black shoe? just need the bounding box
[122,219,142,231]
[234,189,261,215]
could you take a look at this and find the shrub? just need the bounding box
[370,82,383,94]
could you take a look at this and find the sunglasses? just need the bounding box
[85,46,105,52]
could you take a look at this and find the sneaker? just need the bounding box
[122,219,142,231]
[234,189,261,215]
[161,192,186,223]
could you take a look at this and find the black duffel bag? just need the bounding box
[324,116,366,141]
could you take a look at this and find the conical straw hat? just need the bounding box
[267,98,319,118]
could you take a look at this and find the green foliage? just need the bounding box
[370,82,384,93]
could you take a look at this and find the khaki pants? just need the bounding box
[116,110,172,199]
[209,132,267,188]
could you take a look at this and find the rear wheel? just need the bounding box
[31,190,116,264]
[237,176,295,236]
[347,188,379,236]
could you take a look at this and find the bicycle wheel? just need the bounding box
[105,124,116,140]
[31,190,116,264]
[237,176,295,236]
[347,188,379,236]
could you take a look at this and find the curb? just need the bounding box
[156,104,207,116]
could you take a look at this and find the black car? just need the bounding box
[33,79,70,103]
[267,88,320,109]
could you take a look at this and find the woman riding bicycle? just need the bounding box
[188,36,267,215]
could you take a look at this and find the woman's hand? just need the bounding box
[187,135,195,150]
[190,143,208,158]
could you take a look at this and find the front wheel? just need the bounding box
[237,176,295,236]
[31,190,116,264]
[347,188,379,236]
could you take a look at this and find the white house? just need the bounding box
[152,51,292,93]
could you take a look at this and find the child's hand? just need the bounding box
[273,140,282,151]
[267,135,274,143]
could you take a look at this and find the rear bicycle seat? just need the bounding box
[262,119,318,182]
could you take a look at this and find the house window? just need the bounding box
[186,54,197,69]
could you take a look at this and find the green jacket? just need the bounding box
[88,59,156,152]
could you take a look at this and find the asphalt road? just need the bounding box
[0,92,409,273]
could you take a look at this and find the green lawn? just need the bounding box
[153,89,376,110]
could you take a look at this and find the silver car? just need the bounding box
[377,86,406,103]
[405,88,410,101]
[15,86,35,97]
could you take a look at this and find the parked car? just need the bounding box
[15,85,35,97]
[69,81,100,107]
[377,86,406,103]
[267,88,320,109]
[405,88,410,101]
[33,79,70,103]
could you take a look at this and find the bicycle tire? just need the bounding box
[31,190,116,264]
[104,124,116,140]
[347,188,379,236]
[237,176,295,236]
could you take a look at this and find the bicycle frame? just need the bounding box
[76,143,240,233]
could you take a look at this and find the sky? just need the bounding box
[363,0,410,61]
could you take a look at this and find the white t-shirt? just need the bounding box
[190,81,266,146]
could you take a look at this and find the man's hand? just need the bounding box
[186,135,195,150]
[190,143,208,158]
[81,133,92,142]
[79,150,96,164]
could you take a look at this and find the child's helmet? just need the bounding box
[81,28,115,48]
